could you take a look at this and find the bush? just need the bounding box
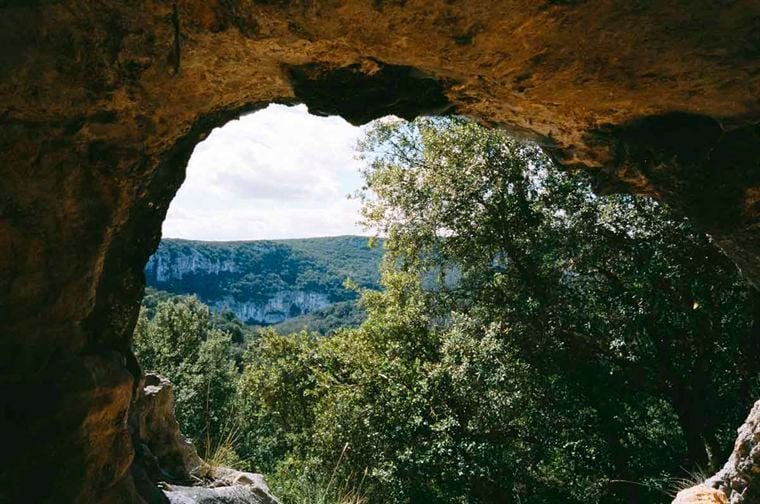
[133,296,239,456]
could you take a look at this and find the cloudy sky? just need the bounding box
[162,104,369,241]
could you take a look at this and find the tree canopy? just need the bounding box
[134,116,760,504]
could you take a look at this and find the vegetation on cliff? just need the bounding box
[135,117,759,503]
[147,236,381,302]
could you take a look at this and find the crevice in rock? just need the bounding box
[587,113,760,284]
[287,59,456,125]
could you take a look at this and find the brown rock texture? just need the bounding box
[699,400,760,503]
[0,1,759,501]
[673,485,728,504]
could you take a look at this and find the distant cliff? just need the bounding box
[145,236,383,325]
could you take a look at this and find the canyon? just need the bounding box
[144,237,380,325]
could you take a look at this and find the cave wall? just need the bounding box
[1,1,759,501]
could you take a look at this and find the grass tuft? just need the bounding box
[270,444,368,504]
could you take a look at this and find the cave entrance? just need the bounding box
[142,104,381,333]
[132,104,389,490]
[132,100,758,504]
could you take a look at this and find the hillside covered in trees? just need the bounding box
[135,117,760,504]
[145,236,383,326]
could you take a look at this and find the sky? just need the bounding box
[162,104,369,241]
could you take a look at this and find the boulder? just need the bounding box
[163,484,279,504]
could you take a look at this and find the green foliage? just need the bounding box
[133,117,760,504]
[133,296,239,454]
[269,456,367,504]
[142,287,258,351]
[234,330,324,474]
[269,301,367,336]
[344,116,758,501]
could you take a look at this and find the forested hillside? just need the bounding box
[145,236,382,325]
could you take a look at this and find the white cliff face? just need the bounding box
[146,244,336,324]
[146,248,238,281]
[212,291,331,324]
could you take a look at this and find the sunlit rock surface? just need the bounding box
[146,247,333,324]
[211,292,330,325]
[702,400,760,503]
[1,0,759,501]
[673,486,727,504]
[164,484,279,504]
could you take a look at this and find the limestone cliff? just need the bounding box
[144,237,380,324]
[210,292,330,325]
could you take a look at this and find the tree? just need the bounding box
[133,296,239,454]
[235,330,324,474]
[349,116,758,501]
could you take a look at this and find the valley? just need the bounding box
[144,235,382,330]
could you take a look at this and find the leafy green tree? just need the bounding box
[345,116,758,501]
[133,296,239,453]
[133,117,760,504]
[235,330,324,474]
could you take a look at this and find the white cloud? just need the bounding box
[162,104,369,241]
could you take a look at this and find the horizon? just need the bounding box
[158,233,380,244]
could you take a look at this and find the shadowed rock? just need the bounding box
[134,373,279,504]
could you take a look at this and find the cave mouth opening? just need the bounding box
[130,98,757,504]
[142,103,385,331]
[133,104,393,478]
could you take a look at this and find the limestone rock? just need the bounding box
[134,373,210,483]
[163,484,279,504]
[211,468,272,489]
[673,485,727,504]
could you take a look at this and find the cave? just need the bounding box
[1,1,759,502]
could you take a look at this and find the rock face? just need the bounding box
[145,242,333,324]
[134,374,208,484]
[148,249,238,282]
[211,291,330,325]
[1,1,759,501]
[699,400,760,503]
[133,373,279,504]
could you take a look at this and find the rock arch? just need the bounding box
[1,1,759,501]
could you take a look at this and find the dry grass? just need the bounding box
[271,444,368,504]
[664,467,711,498]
